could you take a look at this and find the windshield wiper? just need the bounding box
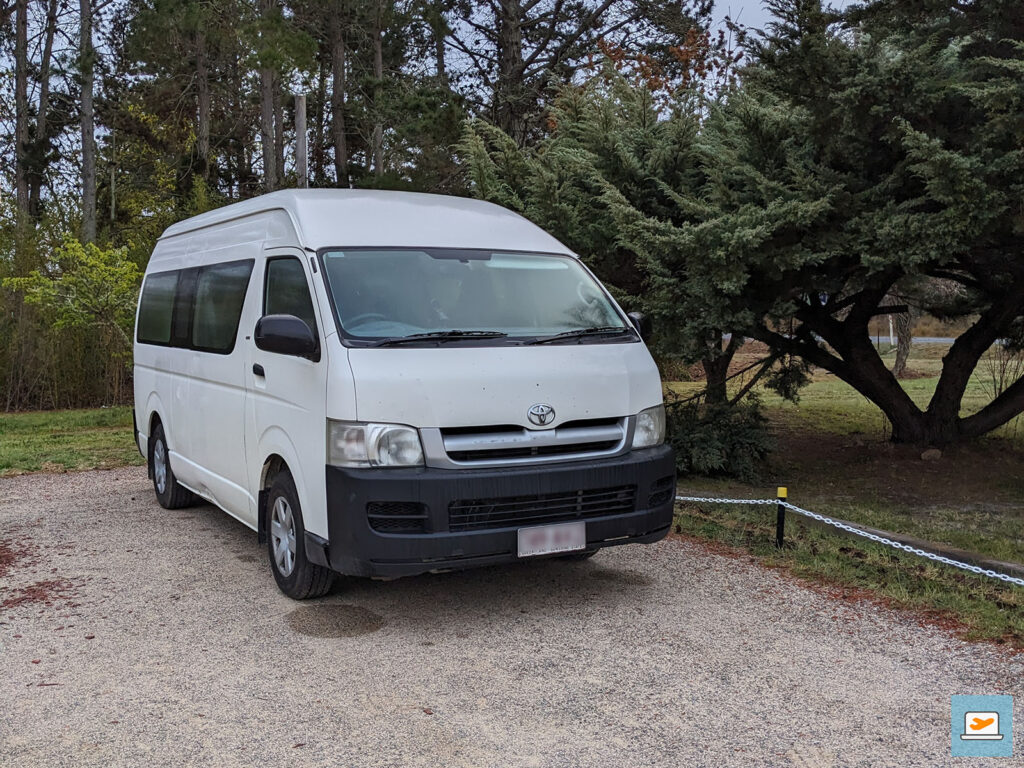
[370,330,509,347]
[525,326,634,345]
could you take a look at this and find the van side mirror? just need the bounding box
[627,311,651,341]
[255,314,318,358]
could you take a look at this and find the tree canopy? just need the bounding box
[465,0,1024,446]
[1,0,1022,450]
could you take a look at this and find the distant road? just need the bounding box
[873,336,957,345]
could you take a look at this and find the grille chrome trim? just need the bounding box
[421,416,634,468]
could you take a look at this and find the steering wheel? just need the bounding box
[346,312,388,327]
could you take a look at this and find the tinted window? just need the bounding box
[191,260,254,353]
[264,258,317,334]
[137,271,179,344]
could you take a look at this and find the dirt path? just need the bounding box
[1,468,1020,767]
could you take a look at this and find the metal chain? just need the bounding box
[675,495,1024,588]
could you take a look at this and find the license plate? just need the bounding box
[517,521,586,558]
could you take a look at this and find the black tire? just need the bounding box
[266,471,335,599]
[150,423,197,509]
[560,549,599,562]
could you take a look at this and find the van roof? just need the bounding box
[159,189,574,255]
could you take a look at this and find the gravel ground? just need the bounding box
[1,468,1021,768]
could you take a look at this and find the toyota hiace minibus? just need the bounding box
[134,190,675,598]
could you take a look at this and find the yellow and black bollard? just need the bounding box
[776,487,787,548]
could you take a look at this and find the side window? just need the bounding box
[191,260,254,353]
[264,257,318,335]
[137,271,179,345]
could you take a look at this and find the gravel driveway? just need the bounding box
[1,468,1021,767]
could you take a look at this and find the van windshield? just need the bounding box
[319,248,632,344]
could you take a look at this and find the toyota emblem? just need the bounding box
[527,403,556,427]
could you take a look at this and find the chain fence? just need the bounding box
[675,495,1024,588]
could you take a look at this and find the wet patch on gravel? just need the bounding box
[589,567,652,586]
[235,554,258,563]
[286,603,386,638]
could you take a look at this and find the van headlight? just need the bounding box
[632,405,666,449]
[327,420,424,467]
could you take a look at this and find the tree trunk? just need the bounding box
[495,0,528,144]
[28,0,58,219]
[259,0,276,192]
[294,94,307,188]
[196,28,211,181]
[892,309,912,379]
[273,77,285,187]
[429,1,448,87]
[312,53,327,184]
[14,0,29,224]
[701,335,740,405]
[702,355,730,405]
[259,75,276,190]
[371,1,384,178]
[80,0,97,243]
[330,7,349,187]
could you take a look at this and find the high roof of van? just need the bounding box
[159,189,574,255]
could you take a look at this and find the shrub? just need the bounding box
[666,396,772,480]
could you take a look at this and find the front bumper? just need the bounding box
[321,444,676,578]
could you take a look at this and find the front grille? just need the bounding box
[367,501,428,533]
[447,440,619,463]
[449,485,637,532]
[437,418,628,466]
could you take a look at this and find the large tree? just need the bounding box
[633,0,1024,445]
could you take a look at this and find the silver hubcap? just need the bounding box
[153,440,168,494]
[271,497,297,577]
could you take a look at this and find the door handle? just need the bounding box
[252,363,265,377]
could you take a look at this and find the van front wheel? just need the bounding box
[266,472,335,599]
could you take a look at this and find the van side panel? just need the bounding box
[136,210,302,529]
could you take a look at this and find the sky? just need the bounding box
[714,0,853,34]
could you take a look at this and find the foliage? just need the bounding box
[466,0,1024,446]
[665,396,772,480]
[1,237,140,409]
[4,237,141,359]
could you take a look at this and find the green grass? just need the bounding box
[0,406,145,475]
[673,500,1024,647]
[670,346,1024,647]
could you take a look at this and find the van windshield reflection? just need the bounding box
[319,248,633,345]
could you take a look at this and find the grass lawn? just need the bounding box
[670,343,1024,648]
[0,406,144,476]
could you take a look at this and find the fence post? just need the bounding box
[776,487,787,548]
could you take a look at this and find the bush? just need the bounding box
[654,354,694,382]
[666,396,772,480]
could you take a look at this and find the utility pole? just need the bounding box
[294,93,308,188]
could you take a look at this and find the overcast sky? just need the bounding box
[714,1,853,34]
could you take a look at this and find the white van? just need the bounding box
[133,190,675,598]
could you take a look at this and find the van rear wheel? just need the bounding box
[150,423,196,509]
[266,471,335,599]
